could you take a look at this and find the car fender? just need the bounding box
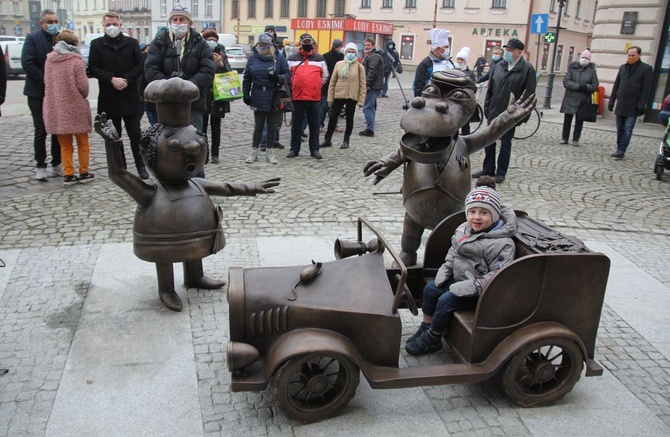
[482,321,588,373]
[263,328,365,380]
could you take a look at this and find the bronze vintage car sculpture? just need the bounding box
[226,214,609,423]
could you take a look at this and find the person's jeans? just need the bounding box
[422,279,480,334]
[615,115,637,155]
[325,99,357,142]
[27,97,61,168]
[144,101,158,126]
[318,92,329,127]
[363,89,381,132]
[290,100,320,154]
[483,127,516,176]
[110,114,143,169]
[382,71,391,96]
[562,113,584,142]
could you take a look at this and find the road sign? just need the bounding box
[544,31,556,43]
[531,13,548,35]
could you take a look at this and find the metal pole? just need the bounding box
[535,33,541,72]
[543,0,565,109]
[433,0,437,28]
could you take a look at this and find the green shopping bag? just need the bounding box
[213,71,243,101]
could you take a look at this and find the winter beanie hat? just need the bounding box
[580,49,592,60]
[169,5,192,23]
[465,186,501,223]
[456,47,471,62]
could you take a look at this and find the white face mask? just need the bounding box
[105,25,121,38]
[455,62,466,70]
[171,23,188,38]
[579,58,590,67]
[441,47,450,60]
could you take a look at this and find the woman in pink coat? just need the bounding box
[44,30,93,186]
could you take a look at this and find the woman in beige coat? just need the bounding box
[320,42,366,149]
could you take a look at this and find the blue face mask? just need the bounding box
[503,51,514,63]
[345,52,356,61]
[46,24,59,35]
[207,41,217,50]
[492,54,501,62]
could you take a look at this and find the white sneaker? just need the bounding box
[266,149,277,164]
[35,167,48,181]
[49,164,64,177]
[245,148,258,164]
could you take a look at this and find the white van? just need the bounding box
[2,41,24,76]
[84,33,104,46]
[217,34,237,48]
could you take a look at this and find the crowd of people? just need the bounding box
[17,6,654,185]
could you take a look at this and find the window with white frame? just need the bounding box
[280,0,289,17]
[442,0,455,7]
[192,0,199,15]
[317,0,326,17]
[382,0,393,8]
[361,0,371,8]
[12,0,19,15]
[205,0,212,16]
[491,0,506,8]
[335,0,345,16]
[406,0,417,7]
[576,0,582,18]
[232,0,238,18]
[160,0,167,16]
[298,0,307,17]
[265,0,273,18]
[248,0,256,18]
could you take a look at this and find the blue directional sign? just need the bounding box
[531,13,548,35]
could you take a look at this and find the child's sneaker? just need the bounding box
[405,329,443,356]
[78,173,95,184]
[63,175,79,186]
[407,322,430,343]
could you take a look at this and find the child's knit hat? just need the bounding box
[465,186,501,223]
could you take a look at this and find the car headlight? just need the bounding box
[227,342,259,371]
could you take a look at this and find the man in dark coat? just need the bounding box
[381,40,400,98]
[360,37,384,137]
[474,53,486,80]
[608,46,654,159]
[21,9,62,181]
[144,4,215,132]
[89,11,148,179]
[473,38,536,184]
[319,39,344,130]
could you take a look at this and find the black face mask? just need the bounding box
[301,44,313,52]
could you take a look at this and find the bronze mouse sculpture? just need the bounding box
[94,77,280,312]
[364,70,535,266]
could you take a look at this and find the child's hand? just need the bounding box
[449,272,479,297]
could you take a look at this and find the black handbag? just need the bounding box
[576,101,597,122]
[276,76,293,113]
[396,61,403,74]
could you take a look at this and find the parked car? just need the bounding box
[3,41,24,76]
[225,44,247,72]
[227,212,610,423]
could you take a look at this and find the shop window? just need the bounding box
[568,45,575,65]
[555,44,564,70]
[484,39,502,63]
[400,34,414,61]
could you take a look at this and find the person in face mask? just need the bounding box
[413,28,454,97]
[145,4,216,137]
[22,8,63,181]
[320,42,366,150]
[89,10,149,179]
[285,33,329,160]
[380,39,400,98]
[559,49,600,146]
[476,47,503,84]
[473,38,536,184]
[454,47,477,136]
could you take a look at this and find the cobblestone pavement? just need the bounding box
[1,78,669,436]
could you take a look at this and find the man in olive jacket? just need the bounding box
[89,11,148,178]
[474,38,536,184]
[144,5,215,132]
[608,46,654,159]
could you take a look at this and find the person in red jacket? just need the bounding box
[286,33,328,159]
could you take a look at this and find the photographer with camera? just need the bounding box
[381,40,400,98]
[144,4,215,133]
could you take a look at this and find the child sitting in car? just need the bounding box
[405,176,518,356]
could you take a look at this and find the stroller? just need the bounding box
[655,96,670,181]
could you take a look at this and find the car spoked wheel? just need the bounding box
[498,337,583,407]
[272,354,360,423]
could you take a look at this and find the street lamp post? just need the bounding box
[543,0,565,109]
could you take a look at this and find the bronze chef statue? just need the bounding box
[94,77,280,312]
[364,70,535,266]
